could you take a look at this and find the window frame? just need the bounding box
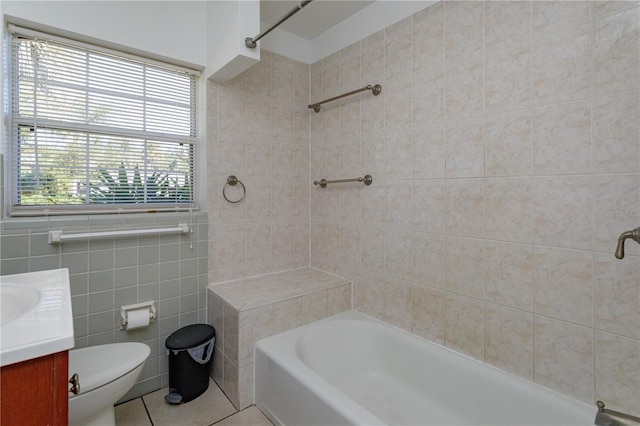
[5,24,201,217]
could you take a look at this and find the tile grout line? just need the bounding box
[140,396,155,426]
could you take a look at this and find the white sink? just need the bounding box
[0,269,74,367]
[1,285,40,326]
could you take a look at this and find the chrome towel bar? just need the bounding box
[314,175,373,188]
[308,84,382,113]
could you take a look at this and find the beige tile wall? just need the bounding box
[207,51,310,283]
[207,269,351,409]
[309,1,640,417]
[207,0,639,417]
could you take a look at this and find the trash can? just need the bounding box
[164,324,215,404]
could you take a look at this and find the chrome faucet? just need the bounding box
[615,226,640,259]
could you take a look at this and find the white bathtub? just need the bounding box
[255,311,595,426]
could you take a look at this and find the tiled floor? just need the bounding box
[115,379,273,426]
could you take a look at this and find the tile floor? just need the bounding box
[115,379,273,426]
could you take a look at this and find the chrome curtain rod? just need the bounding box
[314,175,373,188]
[245,0,314,49]
[308,84,382,113]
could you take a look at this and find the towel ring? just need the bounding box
[223,175,245,203]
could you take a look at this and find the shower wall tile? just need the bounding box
[384,18,413,131]
[533,246,594,327]
[532,100,592,175]
[594,253,640,339]
[445,236,484,298]
[531,5,592,106]
[445,120,484,178]
[595,331,640,415]
[484,112,532,177]
[412,2,444,128]
[593,5,640,95]
[594,174,640,256]
[485,303,533,380]
[353,271,385,319]
[484,177,532,243]
[384,181,412,229]
[385,130,414,180]
[412,180,445,233]
[207,269,351,409]
[484,241,533,311]
[410,232,445,289]
[534,316,595,403]
[410,285,445,344]
[382,275,412,331]
[443,2,483,121]
[444,1,483,63]
[328,284,352,316]
[593,91,640,174]
[483,1,531,115]
[532,176,594,250]
[445,292,484,360]
[413,126,445,179]
[208,50,309,281]
[532,1,591,31]
[445,178,484,238]
[444,57,483,122]
[308,0,639,415]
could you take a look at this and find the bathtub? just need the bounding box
[255,311,595,426]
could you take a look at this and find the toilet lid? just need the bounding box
[68,342,150,394]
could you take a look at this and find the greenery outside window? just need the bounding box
[7,25,198,216]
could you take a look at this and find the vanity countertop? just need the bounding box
[1,268,74,367]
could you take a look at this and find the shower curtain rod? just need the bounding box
[245,0,314,49]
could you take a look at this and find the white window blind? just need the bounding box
[8,26,199,216]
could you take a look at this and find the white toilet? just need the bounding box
[68,342,150,426]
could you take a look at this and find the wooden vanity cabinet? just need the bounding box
[0,351,68,426]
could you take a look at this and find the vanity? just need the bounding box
[0,269,74,425]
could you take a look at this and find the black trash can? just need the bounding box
[165,324,215,404]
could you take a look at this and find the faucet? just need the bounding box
[595,401,640,426]
[615,226,640,259]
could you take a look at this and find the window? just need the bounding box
[7,25,199,216]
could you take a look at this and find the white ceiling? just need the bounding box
[260,0,375,40]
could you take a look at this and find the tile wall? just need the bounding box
[206,50,310,282]
[2,0,638,416]
[308,1,640,416]
[0,211,209,400]
[208,268,351,409]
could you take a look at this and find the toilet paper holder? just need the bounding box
[120,301,156,330]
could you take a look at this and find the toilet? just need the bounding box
[68,342,150,426]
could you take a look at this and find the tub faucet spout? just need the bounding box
[615,226,640,259]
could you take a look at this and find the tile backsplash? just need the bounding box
[308,1,639,417]
[0,212,209,400]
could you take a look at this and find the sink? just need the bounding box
[1,285,40,326]
[0,269,74,367]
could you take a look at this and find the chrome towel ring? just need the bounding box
[223,175,245,203]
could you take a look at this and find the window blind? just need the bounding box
[8,26,199,216]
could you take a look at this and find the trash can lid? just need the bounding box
[165,324,215,350]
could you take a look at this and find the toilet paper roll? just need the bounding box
[126,309,150,330]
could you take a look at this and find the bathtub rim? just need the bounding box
[254,310,596,425]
